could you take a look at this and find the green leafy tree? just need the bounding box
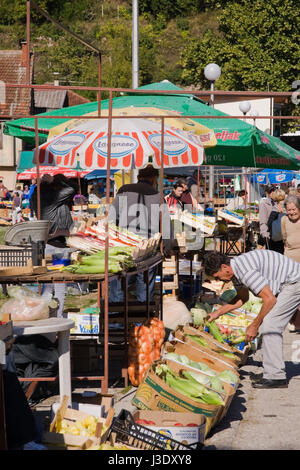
[180,0,300,130]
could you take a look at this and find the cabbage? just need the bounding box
[220,289,237,303]
[190,308,207,326]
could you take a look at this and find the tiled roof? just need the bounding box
[34,88,67,109]
[0,47,34,118]
[67,89,90,107]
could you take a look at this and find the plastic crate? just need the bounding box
[109,410,202,451]
[0,247,33,267]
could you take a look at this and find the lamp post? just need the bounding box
[238,102,251,190]
[204,63,221,200]
[252,109,259,127]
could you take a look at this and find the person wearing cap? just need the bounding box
[108,165,174,304]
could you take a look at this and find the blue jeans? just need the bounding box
[108,267,157,303]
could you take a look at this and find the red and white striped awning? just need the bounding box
[17,166,89,180]
[36,118,204,170]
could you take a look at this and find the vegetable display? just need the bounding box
[62,246,135,274]
[154,363,225,406]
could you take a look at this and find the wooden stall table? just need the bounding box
[13,318,75,406]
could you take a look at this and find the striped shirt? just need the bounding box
[230,250,300,296]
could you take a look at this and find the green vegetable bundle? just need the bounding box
[164,352,239,386]
[155,364,225,406]
[63,247,135,274]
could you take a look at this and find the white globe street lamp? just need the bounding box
[204,63,221,199]
[239,100,251,116]
[204,63,221,106]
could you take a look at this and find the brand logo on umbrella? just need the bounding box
[93,135,139,158]
[148,133,188,156]
[276,174,286,182]
[48,133,86,156]
[257,175,266,183]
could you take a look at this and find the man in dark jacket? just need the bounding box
[31,174,75,319]
[108,165,174,303]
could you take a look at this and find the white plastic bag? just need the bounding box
[0,295,50,321]
[162,296,192,330]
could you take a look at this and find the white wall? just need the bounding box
[214,98,273,134]
[0,132,22,189]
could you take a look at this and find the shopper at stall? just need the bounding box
[108,164,173,304]
[258,184,282,251]
[28,178,36,219]
[225,190,248,211]
[281,195,300,332]
[202,250,300,389]
[22,184,30,200]
[187,169,204,200]
[165,180,185,213]
[179,178,201,211]
[32,174,76,319]
[0,179,7,200]
[12,191,22,224]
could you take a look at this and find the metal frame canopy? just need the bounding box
[4,81,300,171]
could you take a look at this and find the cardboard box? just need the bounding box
[68,312,99,335]
[132,362,223,436]
[173,327,240,368]
[132,410,206,446]
[43,396,114,450]
[163,359,235,425]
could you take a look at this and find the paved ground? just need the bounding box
[32,327,300,450]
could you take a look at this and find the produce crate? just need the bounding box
[0,246,33,267]
[109,410,202,450]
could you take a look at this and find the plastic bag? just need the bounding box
[0,295,50,321]
[7,285,40,299]
[162,297,192,330]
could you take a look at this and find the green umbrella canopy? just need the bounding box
[4,80,300,170]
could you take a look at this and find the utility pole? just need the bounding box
[131,0,139,183]
[132,0,139,89]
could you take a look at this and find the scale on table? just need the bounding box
[3,220,50,266]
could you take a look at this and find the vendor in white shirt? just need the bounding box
[226,190,248,211]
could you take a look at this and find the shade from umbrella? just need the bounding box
[36,117,204,170]
[47,106,216,149]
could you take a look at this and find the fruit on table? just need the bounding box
[56,415,104,437]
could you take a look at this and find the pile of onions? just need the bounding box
[128,318,165,386]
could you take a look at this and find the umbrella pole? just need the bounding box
[160,117,165,320]
[103,90,113,393]
[160,118,165,257]
[204,166,207,208]
[34,117,41,220]
[197,166,200,207]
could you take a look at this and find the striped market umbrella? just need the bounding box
[36,117,204,170]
